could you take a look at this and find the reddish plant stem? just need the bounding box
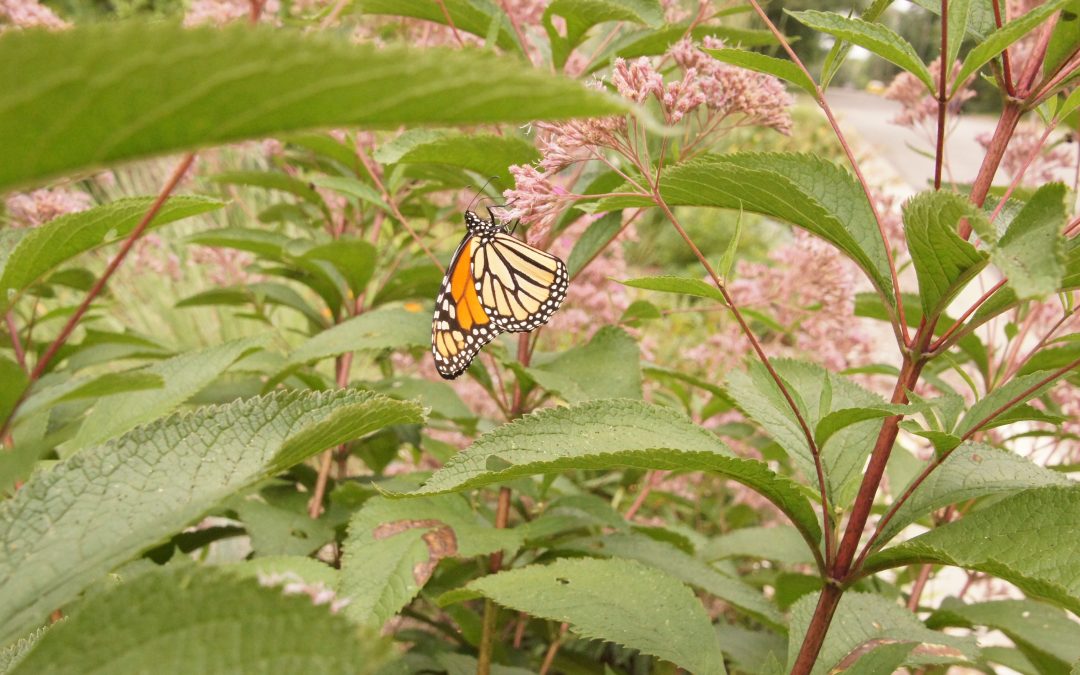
[433,0,466,48]
[791,340,928,675]
[992,0,1017,97]
[929,279,1007,352]
[624,469,665,520]
[308,349,355,518]
[907,564,934,611]
[477,486,513,675]
[747,0,909,345]
[934,0,949,190]
[30,153,195,382]
[5,311,27,372]
[538,623,569,675]
[964,103,1024,233]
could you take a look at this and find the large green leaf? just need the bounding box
[864,486,1080,614]
[525,326,642,402]
[10,567,387,674]
[953,0,1070,95]
[928,598,1080,671]
[402,399,822,547]
[0,22,622,191]
[902,191,989,317]
[992,183,1066,299]
[876,444,1071,546]
[467,557,725,675]
[69,335,267,448]
[704,526,818,566]
[288,307,430,365]
[557,532,783,628]
[727,359,890,508]
[786,592,977,675]
[0,197,223,314]
[787,10,933,89]
[339,494,519,627]
[374,131,540,183]
[596,153,894,303]
[0,389,423,647]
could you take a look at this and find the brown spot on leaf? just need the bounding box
[372,519,459,585]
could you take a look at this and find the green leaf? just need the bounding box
[0,389,422,647]
[814,404,909,448]
[371,377,474,421]
[558,532,783,628]
[727,359,891,508]
[875,443,1072,546]
[0,197,223,314]
[928,598,1080,670]
[992,183,1066,299]
[1046,0,1080,78]
[703,526,818,565]
[234,499,335,557]
[526,326,642,402]
[0,357,28,429]
[902,191,989,317]
[467,558,725,675]
[953,0,1069,96]
[865,486,1080,614]
[956,369,1066,437]
[178,282,326,328]
[372,263,443,306]
[210,170,323,206]
[787,10,934,90]
[13,370,164,430]
[819,0,894,87]
[704,48,816,96]
[301,239,377,297]
[353,0,518,50]
[597,153,894,304]
[0,23,622,192]
[619,275,726,303]
[340,494,519,627]
[402,399,822,547]
[70,335,267,448]
[567,211,623,277]
[288,307,430,365]
[378,132,540,184]
[786,592,977,675]
[10,567,387,674]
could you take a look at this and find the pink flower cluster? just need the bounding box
[182,0,280,27]
[5,187,94,228]
[0,0,68,30]
[188,245,259,286]
[883,57,975,129]
[667,37,794,133]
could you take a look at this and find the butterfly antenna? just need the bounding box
[466,175,500,213]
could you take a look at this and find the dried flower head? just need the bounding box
[976,125,1076,185]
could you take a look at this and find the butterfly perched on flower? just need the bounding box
[431,207,569,379]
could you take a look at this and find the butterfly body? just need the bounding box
[431,209,568,380]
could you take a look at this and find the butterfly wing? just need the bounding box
[474,232,569,333]
[431,234,504,379]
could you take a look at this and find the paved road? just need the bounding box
[823,88,1001,192]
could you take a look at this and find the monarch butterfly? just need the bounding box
[431,207,569,380]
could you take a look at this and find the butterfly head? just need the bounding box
[464,209,504,238]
